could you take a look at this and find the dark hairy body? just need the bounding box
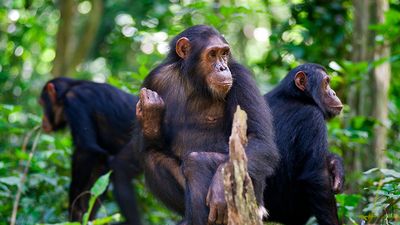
[263,63,344,225]
[39,77,142,225]
[137,25,279,225]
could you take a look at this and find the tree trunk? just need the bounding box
[345,0,373,186]
[371,0,390,168]
[51,0,75,77]
[223,106,263,225]
[347,0,390,176]
[68,0,104,75]
[52,0,103,77]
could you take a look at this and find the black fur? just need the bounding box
[264,63,340,225]
[141,25,279,225]
[40,77,142,225]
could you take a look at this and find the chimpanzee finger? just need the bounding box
[136,100,142,116]
[147,89,156,103]
[333,177,342,194]
[154,91,164,106]
[139,88,148,102]
[208,206,217,224]
[150,90,162,107]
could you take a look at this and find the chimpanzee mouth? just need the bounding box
[330,105,343,115]
[220,82,233,87]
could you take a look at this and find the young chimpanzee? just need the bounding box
[136,25,279,225]
[264,63,344,225]
[39,77,142,225]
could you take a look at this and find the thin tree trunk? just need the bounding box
[346,0,372,183]
[52,0,103,77]
[223,106,263,225]
[68,0,103,74]
[51,0,75,77]
[371,0,390,168]
[348,0,389,173]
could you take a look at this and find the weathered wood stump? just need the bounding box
[222,106,264,225]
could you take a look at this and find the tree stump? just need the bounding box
[222,106,264,225]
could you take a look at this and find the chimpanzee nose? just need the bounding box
[330,89,336,96]
[219,65,227,71]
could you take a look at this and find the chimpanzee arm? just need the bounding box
[227,63,280,203]
[64,94,108,155]
[136,87,166,151]
[297,109,339,225]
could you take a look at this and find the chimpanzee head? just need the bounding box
[289,63,343,119]
[167,25,233,100]
[38,77,74,132]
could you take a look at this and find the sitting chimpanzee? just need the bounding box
[136,25,279,225]
[39,77,142,225]
[264,63,344,225]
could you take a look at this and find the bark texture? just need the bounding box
[371,0,390,168]
[223,106,263,225]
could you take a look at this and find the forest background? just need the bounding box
[0,0,399,224]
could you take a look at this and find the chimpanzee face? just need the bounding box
[320,72,343,117]
[201,37,232,98]
[38,98,53,133]
[38,83,66,132]
[175,36,233,99]
[294,69,343,119]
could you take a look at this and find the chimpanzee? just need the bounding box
[39,77,142,225]
[264,63,344,225]
[136,25,279,225]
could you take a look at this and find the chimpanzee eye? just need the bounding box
[222,49,229,56]
[209,50,216,58]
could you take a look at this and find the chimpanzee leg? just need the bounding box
[304,168,339,225]
[182,152,228,225]
[69,150,108,221]
[144,149,186,215]
[110,145,143,225]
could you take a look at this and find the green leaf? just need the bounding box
[364,168,379,174]
[380,169,400,178]
[90,171,111,197]
[0,176,20,186]
[92,213,122,224]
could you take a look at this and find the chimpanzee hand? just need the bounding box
[136,88,165,140]
[206,165,227,225]
[327,153,345,194]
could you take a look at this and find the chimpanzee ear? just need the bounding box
[176,37,191,59]
[46,83,57,103]
[294,71,307,91]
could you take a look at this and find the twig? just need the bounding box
[10,126,41,225]
[69,191,108,222]
[18,128,37,170]
[70,191,91,221]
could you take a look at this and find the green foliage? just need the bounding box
[360,168,400,223]
[336,193,363,224]
[82,172,111,225]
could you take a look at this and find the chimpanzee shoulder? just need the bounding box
[227,61,269,121]
[226,61,279,177]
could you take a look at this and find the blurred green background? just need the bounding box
[0,0,399,224]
